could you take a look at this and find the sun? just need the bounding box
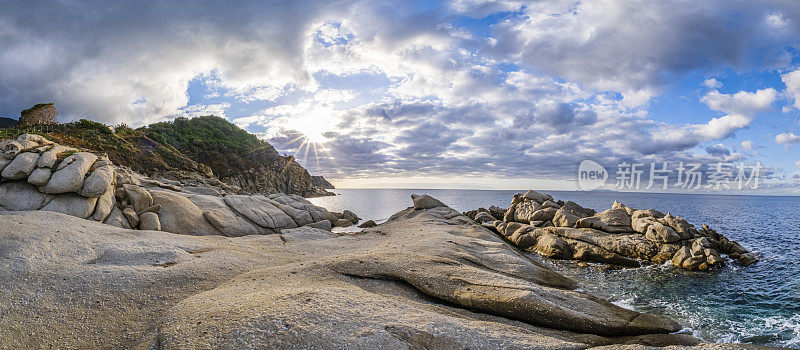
[287,110,331,144]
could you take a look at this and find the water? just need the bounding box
[310,189,800,348]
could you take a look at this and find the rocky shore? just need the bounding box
[4,194,774,349]
[467,190,758,271]
[0,135,772,348]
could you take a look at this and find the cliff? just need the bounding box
[311,175,335,189]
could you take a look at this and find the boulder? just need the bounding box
[0,139,22,160]
[27,167,51,186]
[80,165,115,198]
[512,200,540,223]
[91,189,116,222]
[150,190,221,235]
[520,189,553,203]
[575,209,634,233]
[335,218,354,227]
[644,222,681,243]
[40,194,98,219]
[553,207,581,227]
[102,206,131,229]
[503,221,523,237]
[122,184,153,214]
[270,194,336,223]
[342,209,360,224]
[473,211,495,224]
[16,134,52,149]
[224,195,298,230]
[0,181,49,210]
[530,207,558,222]
[43,152,98,194]
[411,194,446,209]
[123,207,139,228]
[1,152,40,180]
[306,220,332,231]
[139,212,161,231]
[37,145,71,168]
[357,220,377,228]
[541,200,560,209]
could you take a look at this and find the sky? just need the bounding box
[1,0,800,193]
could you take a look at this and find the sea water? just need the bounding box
[310,189,800,348]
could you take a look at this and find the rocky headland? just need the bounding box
[468,190,758,271]
[0,113,333,198]
[0,134,356,232]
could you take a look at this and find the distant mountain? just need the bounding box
[0,117,17,128]
[0,116,331,197]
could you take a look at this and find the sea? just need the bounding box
[309,189,800,348]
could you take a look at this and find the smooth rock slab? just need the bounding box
[224,195,297,230]
[40,194,98,219]
[0,202,717,349]
[184,193,265,237]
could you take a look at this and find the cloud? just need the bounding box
[781,68,800,110]
[700,88,777,115]
[0,0,798,188]
[705,144,731,157]
[636,88,777,154]
[703,78,722,89]
[775,132,800,144]
[489,0,799,105]
[741,140,754,150]
[0,0,353,125]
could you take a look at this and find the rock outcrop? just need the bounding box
[2,195,743,349]
[311,175,335,189]
[0,134,349,235]
[473,190,758,271]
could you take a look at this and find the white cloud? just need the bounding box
[781,68,800,110]
[700,88,777,116]
[775,132,800,144]
[741,140,754,150]
[703,78,722,89]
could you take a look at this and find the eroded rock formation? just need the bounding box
[470,190,758,271]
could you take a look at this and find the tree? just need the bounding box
[19,103,58,126]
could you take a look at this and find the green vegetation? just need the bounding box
[0,119,210,177]
[0,117,17,128]
[142,116,280,179]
